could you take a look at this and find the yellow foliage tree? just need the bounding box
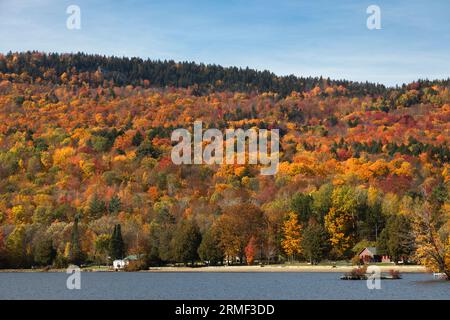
[53,147,75,167]
[324,207,355,258]
[412,202,449,279]
[281,212,303,261]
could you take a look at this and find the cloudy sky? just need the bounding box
[1,0,449,86]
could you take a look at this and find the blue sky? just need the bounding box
[1,0,449,86]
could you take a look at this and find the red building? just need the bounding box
[358,247,391,264]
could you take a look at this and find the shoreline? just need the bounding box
[147,265,428,273]
[0,265,428,273]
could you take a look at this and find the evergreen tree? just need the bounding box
[69,216,84,265]
[136,141,160,159]
[0,52,389,98]
[108,195,121,214]
[302,222,329,264]
[88,194,107,219]
[146,221,162,265]
[158,225,175,262]
[109,224,125,260]
[172,220,202,266]
[132,131,144,146]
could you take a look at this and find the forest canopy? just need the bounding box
[0,51,394,97]
[0,51,448,277]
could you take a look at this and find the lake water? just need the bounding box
[0,272,448,300]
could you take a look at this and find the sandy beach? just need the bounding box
[0,264,429,273]
[147,265,428,273]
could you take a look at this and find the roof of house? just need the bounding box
[358,247,377,256]
[124,254,144,261]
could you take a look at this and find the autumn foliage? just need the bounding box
[0,52,448,273]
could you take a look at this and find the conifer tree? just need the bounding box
[109,224,125,260]
[69,216,84,265]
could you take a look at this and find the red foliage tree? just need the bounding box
[245,236,257,265]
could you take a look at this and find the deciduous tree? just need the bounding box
[245,236,257,265]
[198,227,224,265]
[281,212,303,261]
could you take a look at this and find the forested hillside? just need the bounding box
[0,52,448,275]
[0,51,390,96]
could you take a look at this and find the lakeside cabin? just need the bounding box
[113,259,128,270]
[358,247,391,264]
[112,254,142,270]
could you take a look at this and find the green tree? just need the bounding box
[158,225,174,262]
[290,192,313,224]
[109,224,125,260]
[172,220,202,266]
[146,221,162,265]
[198,227,224,265]
[108,195,121,214]
[68,216,84,265]
[358,187,385,241]
[94,234,111,264]
[6,225,31,268]
[34,237,56,266]
[136,141,160,158]
[312,184,333,222]
[88,194,107,219]
[150,205,176,263]
[132,131,144,146]
[377,214,414,263]
[302,222,329,264]
[91,135,111,152]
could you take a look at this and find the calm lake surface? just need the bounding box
[0,272,448,300]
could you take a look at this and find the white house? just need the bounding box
[113,259,128,270]
[112,254,143,270]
